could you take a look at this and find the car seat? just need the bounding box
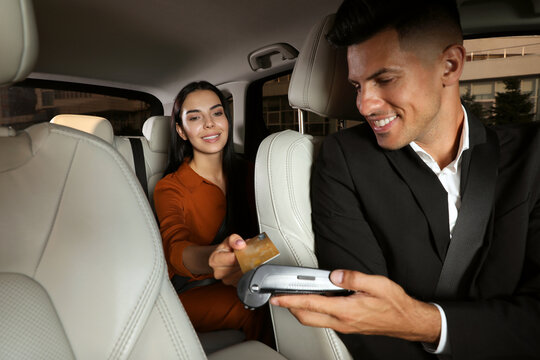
[254,14,362,360]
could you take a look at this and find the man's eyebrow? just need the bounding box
[349,67,400,85]
[366,67,395,81]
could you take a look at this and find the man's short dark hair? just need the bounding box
[327,0,463,48]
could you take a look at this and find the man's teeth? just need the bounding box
[374,115,397,127]
[203,134,219,140]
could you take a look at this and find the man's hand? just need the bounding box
[208,234,246,286]
[269,270,441,343]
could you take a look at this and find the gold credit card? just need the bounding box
[235,232,280,273]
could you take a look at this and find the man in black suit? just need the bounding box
[270,0,540,359]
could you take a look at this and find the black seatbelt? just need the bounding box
[435,129,499,299]
[129,138,149,199]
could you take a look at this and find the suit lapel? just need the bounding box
[435,114,500,299]
[384,147,450,261]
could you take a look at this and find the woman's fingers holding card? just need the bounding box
[209,234,245,282]
[226,233,246,250]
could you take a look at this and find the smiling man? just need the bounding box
[270,0,540,359]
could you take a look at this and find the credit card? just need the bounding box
[234,232,280,273]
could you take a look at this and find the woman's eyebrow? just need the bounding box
[185,104,222,114]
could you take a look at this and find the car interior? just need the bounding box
[1,0,540,359]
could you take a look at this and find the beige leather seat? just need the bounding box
[52,114,168,205]
[48,114,256,354]
[255,14,362,360]
[140,115,170,200]
[1,121,209,359]
[115,115,170,205]
[1,1,283,359]
[51,114,115,144]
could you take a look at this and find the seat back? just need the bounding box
[1,122,207,359]
[254,13,362,360]
[256,130,351,360]
[51,114,169,205]
[115,115,170,205]
[140,115,170,203]
[0,0,38,86]
[51,114,115,144]
[256,130,321,268]
[48,116,249,354]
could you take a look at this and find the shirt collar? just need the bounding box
[174,159,206,192]
[409,105,469,173]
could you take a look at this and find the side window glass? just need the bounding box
[460,36,540,124]
[0,80,163,135]
[262,74,345,136]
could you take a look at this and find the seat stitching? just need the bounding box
[264,132,301,265]
[33,139,80,277]
[49,126,163,360]
[155,294,185,359]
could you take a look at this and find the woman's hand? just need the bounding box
[208,234,246,286]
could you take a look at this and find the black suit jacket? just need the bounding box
[311,111,540,360]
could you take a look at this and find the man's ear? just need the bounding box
[176,123,187,140]
[442,44,466,87]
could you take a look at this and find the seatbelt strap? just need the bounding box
[435,129,499,299]
[129,138,149,199]
[171,275,217,294]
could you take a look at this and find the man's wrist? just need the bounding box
[423,303,450,354]
[409,300,441,343]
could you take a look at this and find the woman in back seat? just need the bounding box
[153,81,272,345]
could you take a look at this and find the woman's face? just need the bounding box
[176,89,229,157]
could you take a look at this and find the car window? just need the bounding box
[460,35,540,125]
[0,79,163,135]
[261,74,346,136]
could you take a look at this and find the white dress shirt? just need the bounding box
[409,106,469,354]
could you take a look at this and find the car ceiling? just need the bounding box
[30,0,540,103]
[31,0,342,100]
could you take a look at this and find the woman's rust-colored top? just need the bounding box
[154,160,226,280]
[153,159,269,342]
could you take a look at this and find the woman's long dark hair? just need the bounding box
[163,81,244,239]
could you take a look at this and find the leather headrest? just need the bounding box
[288,14,362,120]
[51,114,115,145]
[142,116,170,153]
[0,0,39,86]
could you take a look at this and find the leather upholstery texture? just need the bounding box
[255,130,352,360]
[0,0,38,86]
[288,14,361,121]
[0,123,207,359]
[0,123,281,359]
[142,115,171,153]
[139,115,170,204]
[51,114,115,145]
[50,114,168,205]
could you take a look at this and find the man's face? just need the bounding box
[347,29,445,150]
